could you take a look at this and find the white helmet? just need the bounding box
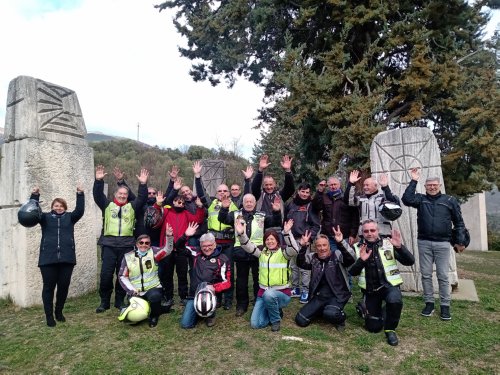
[118,297,150,322]
[194,282,217,318]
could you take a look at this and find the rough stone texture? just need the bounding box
[370,127,458,292]
[0,76,97,307]
[195,160,226,198]
[461,193,488,251]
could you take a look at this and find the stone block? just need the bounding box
[461,193,488,251]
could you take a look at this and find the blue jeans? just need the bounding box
[418,240,451,306]
[180,299,215,329]
[250,289,291,328]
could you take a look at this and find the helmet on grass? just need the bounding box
[118,297,150,322]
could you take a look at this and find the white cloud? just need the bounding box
[0,0,264,157]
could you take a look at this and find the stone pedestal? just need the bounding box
[370,127,458,292]
[0,76,97,307]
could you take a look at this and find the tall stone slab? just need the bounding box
[195,160,226,198]
[461,193,488,251]
[0,76,97,307]
[370,127,458,292]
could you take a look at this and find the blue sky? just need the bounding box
[0,1,498,158]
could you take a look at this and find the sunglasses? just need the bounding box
[148,192,157,195]
[138,241,151,245]
[319,183,326,186]
[363,229,377,233]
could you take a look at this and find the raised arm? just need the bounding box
[71,183,85,223]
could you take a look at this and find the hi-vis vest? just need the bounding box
[354,238,403,289]
[259,250,290,287]
[125,249,160,292]
[104,202,135,236]
[207,199,238,232]
[234,210,266,247]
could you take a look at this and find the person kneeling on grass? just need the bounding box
[177,223,231,329]
[118,225,174,328]
[235,219,299,332]
[294,227,356,331]
[348,220,415,346]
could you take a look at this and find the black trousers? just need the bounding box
[141,288,163,318]
[295,294,346,327]
[235,258,259,310]
[159,251,189,300]
[100,246,131,305]
[219,243,234,303]
[40,263,74,317]
[364,285,403,332]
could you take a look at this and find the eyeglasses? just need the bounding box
[319,183,326,186]
[425,184,440,187]
[138,241,151,245]
[217,189,228,192]
[363,229,377,233]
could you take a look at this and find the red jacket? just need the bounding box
[155,204,205,246]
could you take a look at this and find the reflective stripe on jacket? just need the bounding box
[104,202,135,237]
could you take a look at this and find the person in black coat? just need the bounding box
[30,185,85,327]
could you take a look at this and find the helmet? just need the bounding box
[451,227,470,248]
[118,297,150,322]
[18,199,42,227]
[194,282,217,318]
[378,202,402,221]
[144,206,163,229]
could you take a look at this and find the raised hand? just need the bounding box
[192,161,202,178]
[184,222,199,237]
[156,191,165,205]
[76,182,84,193]
[165,223,174,237]
[234,218,246,235]
[332,225,344,243]
[195,197,203,208]
[299,230,312,247]
[242,165,254,180]
[283,219,294,234]
[113,166,125,181]
[349,170,361,184]
[32,186,40,194]
[136,168,149,184]
[281,155,293,172]
[169,165,180,180]
[271,196,281,212]
[95,165,107,180]
[410,167,420,181]
[389,229,402,248]
[258,155,270,171]
[378,173,389,187]
[173,177,183,190]
[359,243,372,261]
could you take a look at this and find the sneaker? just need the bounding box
[235,308,246,317]
[440,305,451,321]
[223,300,233,310]
[421,302,435,317]
[96,301,110,313]
[385,330,399,346]
[271,322,281,332]
[291,288,301,298]
[149,316,159,328]
[206,316,216,327]
[299,291,309,304]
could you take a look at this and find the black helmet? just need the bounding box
[144,206,163,229]
[451,227,470,248]
[378,201,402,221]
[194,282,217,318]
[18,199,42,227]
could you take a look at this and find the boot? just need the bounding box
[96,299,110,313]
[54,309,66,322]
[46,314,56,327]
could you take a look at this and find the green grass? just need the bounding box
[0,251,499,374]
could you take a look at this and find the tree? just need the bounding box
[156,0,499,198]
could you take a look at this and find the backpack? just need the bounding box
[144,206,163,229]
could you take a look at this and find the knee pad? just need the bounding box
[323,305,346,325]
[295,312,311,327]
[365,315,384,333]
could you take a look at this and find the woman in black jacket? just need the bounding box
[30,185,85,327]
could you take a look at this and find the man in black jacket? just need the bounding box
[294,227,356,331]
[349,220,415,346]
[402,168,467,321]
[93,165,149,313]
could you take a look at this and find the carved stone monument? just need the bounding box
[0,76,97,307]
[370,127,458,292]
[461,193,488,251]
[196,160,226,197]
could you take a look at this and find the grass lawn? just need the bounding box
[0,250,498,374]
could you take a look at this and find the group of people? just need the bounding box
[24,154,469,346]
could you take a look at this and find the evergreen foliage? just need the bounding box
[91,139,249,194]
[156,0,499,198]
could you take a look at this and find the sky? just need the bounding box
[0,1,498,159]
